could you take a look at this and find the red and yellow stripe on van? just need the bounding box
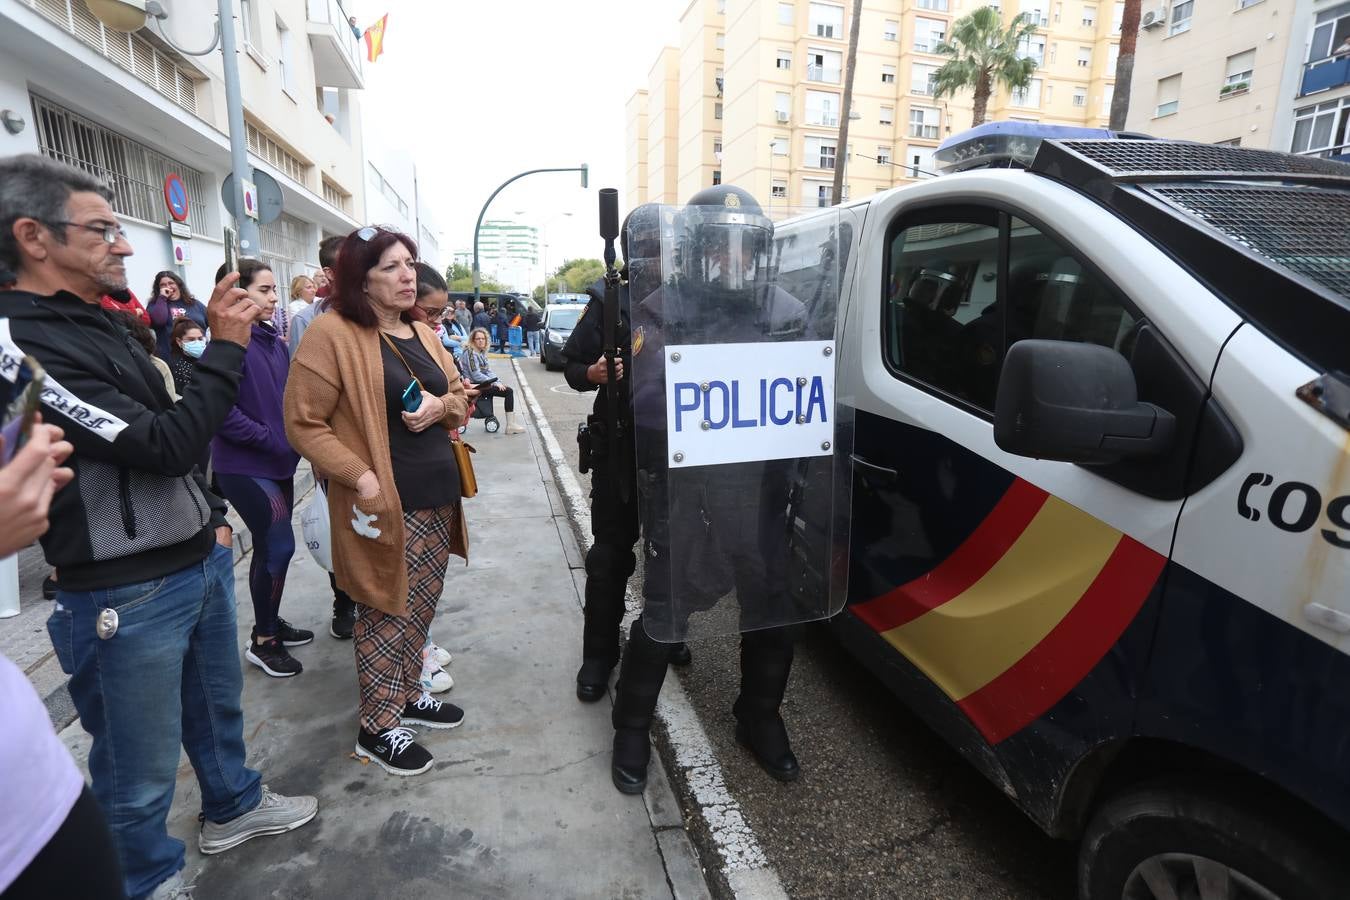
[851,479,1166,745]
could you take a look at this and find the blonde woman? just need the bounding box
[288,274,317,317]
[460,327,524,434]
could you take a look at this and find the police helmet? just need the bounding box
[906,262,962,315]
[620,203,661,263]
[678,185,774,296]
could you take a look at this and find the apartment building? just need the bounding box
[465,220,539,292]
[1125,0,1350,160]
[364,142,445,272]
[627,0,1121,215]
[0,0,366,295]
[626,90,650,208]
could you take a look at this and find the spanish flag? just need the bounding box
[363,14,388,63]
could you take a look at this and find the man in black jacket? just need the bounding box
[562,205,689,703]
[0,154,317,900]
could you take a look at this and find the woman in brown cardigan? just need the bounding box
[284,226,470,776]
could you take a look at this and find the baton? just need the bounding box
[598,189,628,502]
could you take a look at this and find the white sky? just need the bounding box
[351,0,689,274]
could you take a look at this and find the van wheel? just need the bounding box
[1079,779,1343,900]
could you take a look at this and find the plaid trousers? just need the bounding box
[354,505,455,733]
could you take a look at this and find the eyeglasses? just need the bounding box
[417,305,445,320]
[53,221,127,245]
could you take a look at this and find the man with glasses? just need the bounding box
[0,154,318,900]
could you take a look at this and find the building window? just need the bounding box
[31,94,216,237]
[915,18,947,53]
[805,89,841,125]
[717,0,727,12]
[1101,83,1114,114]
[772,180,788,198]
[880,105,895,125]
[1292,98,1350,155]
[1011,77,1043,106]
[814,183,834,206]
[1169,0,1193,35]
[775,91,792,120]
[1223,49,1255,94]
[1215,137,1242,146]
[809,2,845,38]
[904,146,936,177]
[1237,0,1263,7]
[917,0,949,11]
[1077,46,1092,67]
[777,50,792,69]
[911,63,939,94]
[882,64,897,84]
[247,121,309,183]
[276,18,294,96]
[1073,86,1087,106]
[713,138,723,160]
[1108,43,1119,71]
[713,169,722,185]
[322,177,351,213]
[1054,1,1063,21]
[778,2,794,25]
[877,145,892,165]
[1045,83,1054,102]
[772,136,789,155]
[1155,73,1181,116]
[1112,1,1125,31]
[1307,5,1350,64]
[716,32,726,49]
[1020,0,1048,27]
[1082,4,1096,26]
[715,101,723,119]
[807,48,843,82]
[1049,41,1058,63]
[884,19,898,40]
[909,105,940,138]
[805,136,838,168]
[1018,35,1046,65]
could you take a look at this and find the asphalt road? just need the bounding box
[523,357,1076,900]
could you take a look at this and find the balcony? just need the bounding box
[806,64,842,83]
[307,0,365,89]
[1301,56,1350,97]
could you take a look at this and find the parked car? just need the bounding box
[540,303,586,370]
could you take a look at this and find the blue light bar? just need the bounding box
[934,121,1143,174]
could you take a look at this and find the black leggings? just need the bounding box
[484,384,514,414]
[5,786,124,899]
[215,473,295,637]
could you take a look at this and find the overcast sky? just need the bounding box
[350,0,689,275]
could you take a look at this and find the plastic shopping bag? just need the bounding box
[300,487,333,572]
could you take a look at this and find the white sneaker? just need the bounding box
[429,642,452,666]
[421,665,453,693]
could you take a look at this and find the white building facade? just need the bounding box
[0,0,367,300]
[363,143,445,273]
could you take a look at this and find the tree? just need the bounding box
[444,262,505,294]
[1109,0,1141,130]
[533,258,610,301]
[831,0,864,206]
[933,7,1039,128]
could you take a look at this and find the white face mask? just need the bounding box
[182,339,207,359]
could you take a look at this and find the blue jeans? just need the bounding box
[527,330,541,355]
[47,543,262,900]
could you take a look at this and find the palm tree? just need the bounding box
[1109,0,1141,130]
[932,7,1040,127]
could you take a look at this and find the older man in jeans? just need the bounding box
[0,154,317,900]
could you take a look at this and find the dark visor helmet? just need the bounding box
[678,185,774,296]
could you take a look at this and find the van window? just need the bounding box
[884,213,1003,410]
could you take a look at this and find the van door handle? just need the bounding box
[851,454,898,486]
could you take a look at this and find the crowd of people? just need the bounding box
[0,154,532,899]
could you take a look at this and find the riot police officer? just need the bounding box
[610,184,812,794]
[563,204,690,704]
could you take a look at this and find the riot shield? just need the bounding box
[628,203,850,642]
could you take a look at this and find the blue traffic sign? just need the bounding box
[164,173,189,222]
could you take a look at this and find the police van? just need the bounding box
[791,127,1350,897]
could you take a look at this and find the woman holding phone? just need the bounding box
[461,327,524,434]
[211,260,308,678]
[285,226,470,776]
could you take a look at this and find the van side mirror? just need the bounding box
[994,340,1176,465]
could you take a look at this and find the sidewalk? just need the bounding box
[54,363,710,899]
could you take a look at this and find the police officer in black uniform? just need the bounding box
[564,204,690,704]
[610,185,806,794]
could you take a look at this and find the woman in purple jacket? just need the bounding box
[212,260,311,678]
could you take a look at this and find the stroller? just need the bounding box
[467,391,500,434]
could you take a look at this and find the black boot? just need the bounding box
[610,617,669,794]
[733,627,800,783]
[576,544,633,702]
[668,642,692,667]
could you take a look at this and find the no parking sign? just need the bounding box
[163,173,190,223]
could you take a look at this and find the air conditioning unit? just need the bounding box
[1140,8,1166,29]
[776,111,790,122]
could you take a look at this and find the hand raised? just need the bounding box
[206,271,255,347]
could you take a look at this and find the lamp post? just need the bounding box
[90,1,261,260]
[473,165,588,308]
[536,211,573,301]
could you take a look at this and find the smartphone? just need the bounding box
[475,376,499,388]
[401,379,423,413]
[1,355,45,465]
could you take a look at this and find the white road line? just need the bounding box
[513,360,787,900]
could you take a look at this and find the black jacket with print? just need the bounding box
[0,289,243,590]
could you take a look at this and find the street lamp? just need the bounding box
[537,211,572,301]
[88,0,260,260]
[473,165,588,308]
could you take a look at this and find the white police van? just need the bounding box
[803,124,1350,898]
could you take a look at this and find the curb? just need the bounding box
[512,360,787,900]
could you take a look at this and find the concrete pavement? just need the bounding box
[49,358,711,899]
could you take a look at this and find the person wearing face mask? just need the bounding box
[169,317,206,394]
[146,269,207,361]
[211,259,309,678]
[285,226,471,775]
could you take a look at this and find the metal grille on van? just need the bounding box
[1049,139,1350,183]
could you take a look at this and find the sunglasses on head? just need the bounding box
[355,226,379,242]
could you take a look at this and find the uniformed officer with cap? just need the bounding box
[610,184,809,794]
[563,204,691,704]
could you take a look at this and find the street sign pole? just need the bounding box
[217,0,260,261]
